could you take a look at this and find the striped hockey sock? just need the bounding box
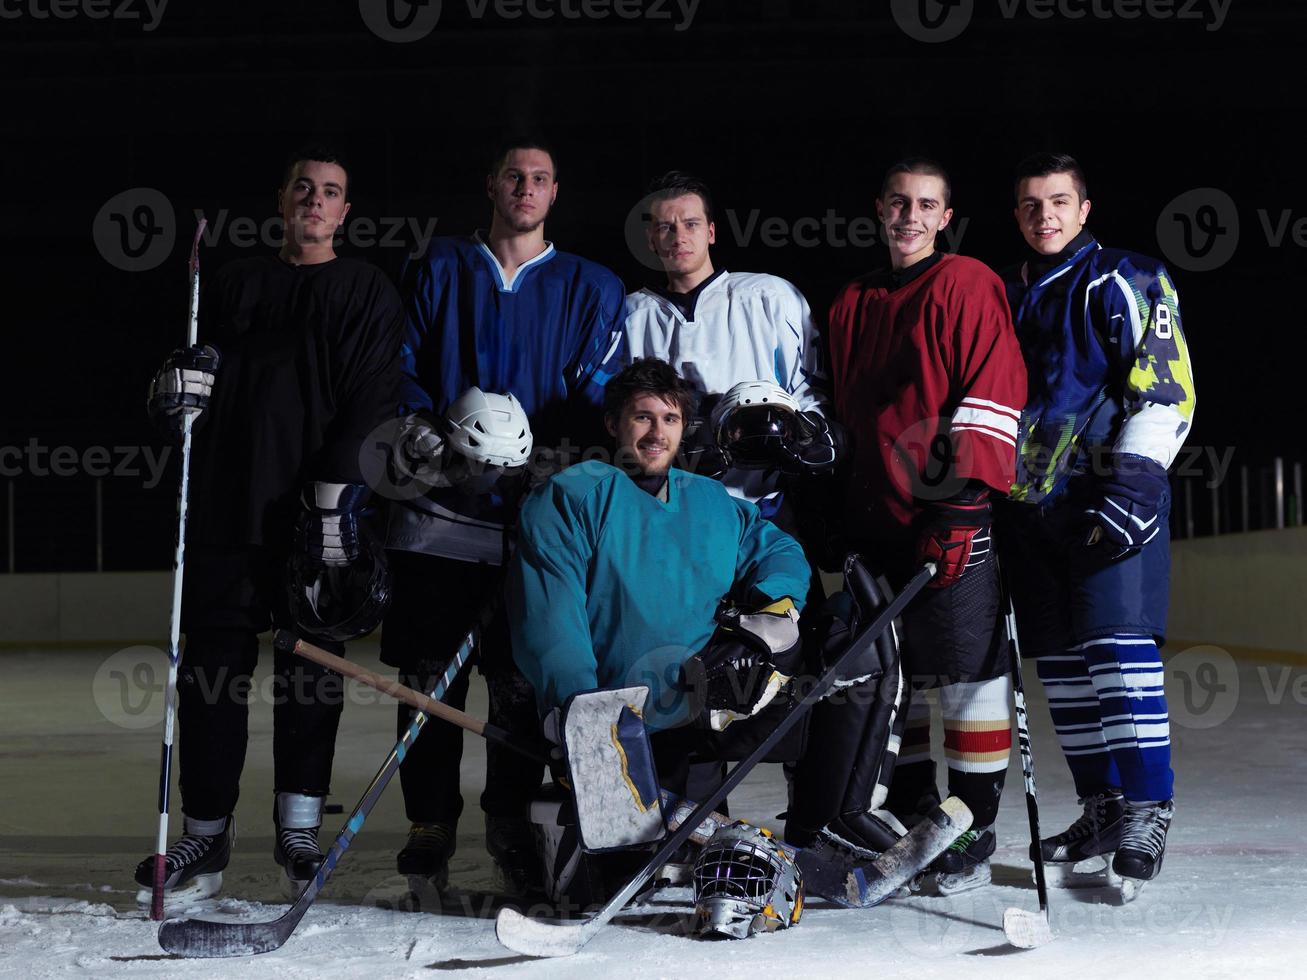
[1036,651,1121,797]
[941,677,1012,828]
[1075,635,1173,803]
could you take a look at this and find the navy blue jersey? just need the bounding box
[1003,236,1195,505]
[391,233,627,562]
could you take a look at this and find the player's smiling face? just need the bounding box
[488,148,558,234]
[278,159,350,247]
[1015,173,1092,255]
[607,392,685,477]
[876,172,952,269]
[647,194,715,279]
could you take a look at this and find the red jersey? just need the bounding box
[827,253,1027,539]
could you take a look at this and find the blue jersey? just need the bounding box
[390,233,627,562]
[507,462,811,730]
[1004,235,1196,505]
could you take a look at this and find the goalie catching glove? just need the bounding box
[682,596,802,731]
[146,344,221,440]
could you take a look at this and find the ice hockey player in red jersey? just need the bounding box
[826,158,1028,893]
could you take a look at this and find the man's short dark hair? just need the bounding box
[881,157,952,208]
[603,357,699,422]
[282,144,351,198]
[647,170,715,223]
[1014,152,1089,202]
[489,137,558,180]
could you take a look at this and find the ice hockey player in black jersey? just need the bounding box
[136,145,405,907]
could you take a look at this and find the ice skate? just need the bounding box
[932,825,995,895]
[273,793,324,897]
[1113,799,1173,903]
[1036,791,1124,889]
[134,815,233,911]
[396,821,456,892]
[487,815,544,897]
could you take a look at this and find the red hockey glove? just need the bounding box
[915,487,992,589]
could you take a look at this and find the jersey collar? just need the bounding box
[473,230,557,292]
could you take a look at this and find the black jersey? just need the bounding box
[189,255,404,549]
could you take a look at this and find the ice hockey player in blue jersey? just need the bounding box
[998,152,1196,901]
[379,138,627,895]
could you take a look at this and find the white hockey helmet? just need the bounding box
[692,821,804,939]
[710,380,803,470]
[442,388,533,468]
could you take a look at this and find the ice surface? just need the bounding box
[2,642,1304,979]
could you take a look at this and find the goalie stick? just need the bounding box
[156,630,478,957]
[494,560,937,958]
[999,567,1055,949]
[150,217,207,922]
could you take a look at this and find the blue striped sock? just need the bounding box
[1036,653,1120,798]
[1074,635,1173,803]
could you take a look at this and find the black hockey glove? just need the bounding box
[146,344,221,441]
[777,411,844,478]
[1083,453,1169,561]
[681,597,802,731]
[294,482,370,567]
[677,416,728,481]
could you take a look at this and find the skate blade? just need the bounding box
[1042,854,1121,889]
[935,862,992,896]
[282,870,312,901]
[135,871,222,912]
[1118,876,1147,903]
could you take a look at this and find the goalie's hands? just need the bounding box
[147,344,221,440]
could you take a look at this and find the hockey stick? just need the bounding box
[150,217,207,922]
[157,629,479,957]
[999,565,1054,949]
[495,560,937,957]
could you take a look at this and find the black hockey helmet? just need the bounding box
[711,380,805,470]
[285,528,391,643]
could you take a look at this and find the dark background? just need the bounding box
[0,0,1299,571]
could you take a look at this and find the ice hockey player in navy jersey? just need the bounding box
[998,152,1196,901]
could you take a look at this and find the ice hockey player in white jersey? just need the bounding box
[622,171,838,534]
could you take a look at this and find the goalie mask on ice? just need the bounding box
[692,821,803,939]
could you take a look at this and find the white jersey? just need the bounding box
[623,270,827,507]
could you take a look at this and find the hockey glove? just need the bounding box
[678,416,729,481]
[682,597,802,731]
[915,485,992,589]
[1084,453,1169,561]
[294,482,370,567]
[777,411,844,478]
[146,344,221,440]
[390,411,448,490]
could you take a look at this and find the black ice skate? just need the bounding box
[1036,791,1125,889]
[486,815,543,897]
[931,824,995,895]
[273,793,324,897]
[396,821,456,891]
[134,816,233,910]
[1113,799,1173,903]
